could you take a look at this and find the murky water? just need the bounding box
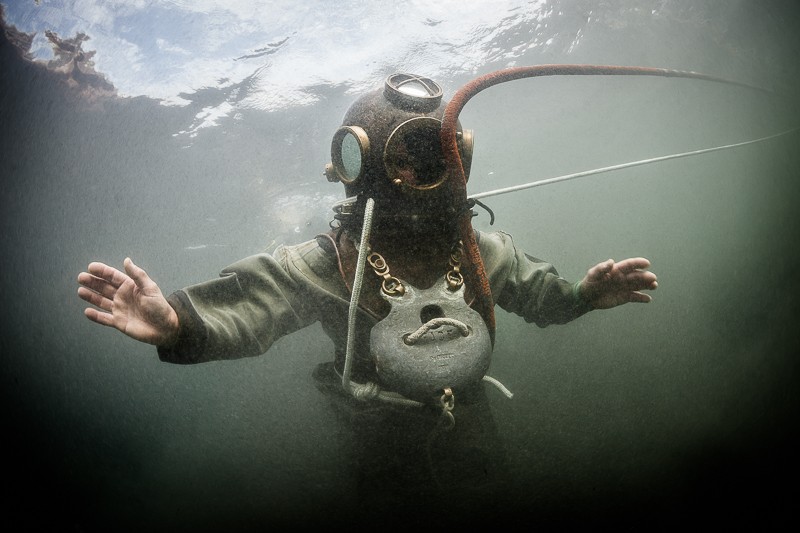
[2,1,799,530]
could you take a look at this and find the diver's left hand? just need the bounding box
[578,257,658,310]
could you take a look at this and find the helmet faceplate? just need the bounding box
[327,74,473,234]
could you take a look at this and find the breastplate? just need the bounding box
[370,280,492,403]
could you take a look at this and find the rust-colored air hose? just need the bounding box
[440,64,766,344]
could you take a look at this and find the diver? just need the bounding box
[77,73,657,520]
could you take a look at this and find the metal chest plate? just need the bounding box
[370,282,492,403]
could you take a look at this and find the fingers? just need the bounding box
[615,257,651,274]
[86,261,128,288]
[84,306,116,327]
[588,258,653,278]
[78,258,152,297]
[77,285,113,311]
[628,291,653,304]
[77,271,119,300]
[78,259,135,317]
[587,259,614,282]
[78,259,133,303]
[611,257,658,290]
[623,270,658,290]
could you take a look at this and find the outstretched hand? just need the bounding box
[77,258,179,346]
[578,257,658,310]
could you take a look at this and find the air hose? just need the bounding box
[440,63,779,342]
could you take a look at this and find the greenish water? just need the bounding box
[2,1,798,530]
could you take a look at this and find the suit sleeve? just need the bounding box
[157,248,318,364]
[480,231,593,327]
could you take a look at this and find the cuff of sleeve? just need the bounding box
[572,280,594,311]
[156,290,209,364]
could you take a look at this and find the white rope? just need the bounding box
[332,130,799,406]
[339,198,426,407]
[469,128,799,201]
[341,198,375,397]
[482,375,514,399]
[404,317,470,344]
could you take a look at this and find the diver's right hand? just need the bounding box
[77,258,179,346]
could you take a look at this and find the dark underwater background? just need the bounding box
[2,1,799,530]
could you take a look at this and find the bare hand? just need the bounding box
[578,257,658,310]
[77,258,179,346]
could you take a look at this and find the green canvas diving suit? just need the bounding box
[156,228,592,514]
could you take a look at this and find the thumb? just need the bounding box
[123,257,153,289]
[588,258,614,282]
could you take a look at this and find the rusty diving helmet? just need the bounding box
[326,73,474,236]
